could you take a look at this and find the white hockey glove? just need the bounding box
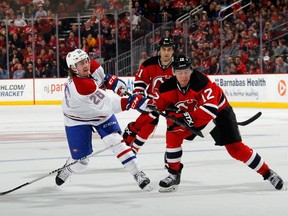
[126,94,154,113]
[104,74,127,96]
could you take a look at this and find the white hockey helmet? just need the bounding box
[66,49,89,72]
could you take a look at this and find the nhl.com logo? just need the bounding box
[278,80,287,96]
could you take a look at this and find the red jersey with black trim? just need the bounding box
[155,69,228,128]
[133,56,173,99]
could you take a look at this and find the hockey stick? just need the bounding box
[148,106,204,138]
[123,91,204,138]
[237,111,262,126]
[0,143,116,196]
[162,105,262,126]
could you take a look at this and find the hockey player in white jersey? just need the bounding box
[56,49,152,191]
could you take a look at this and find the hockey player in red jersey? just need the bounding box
[122,37,175,153]
[128,54,285,192]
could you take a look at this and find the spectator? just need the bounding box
[81,38,90,53]
[0,34,5,49]
[209,42,220,57]
[247,48,258,68]
[47,34,57,49]
[235,56,247,74]
[81,22,94,38]
[9,48,24,65]
[8,21,20,37]
[0,48,7,68]
[248,62,260,74]
[160,0,173,23]
[130,7,141,31]
[66,31,79,51]
[35,58,45,77]
[35,39,48,55]
[23,62,37,78]
[0,66,8,79]
[59,41,69,58]
[138,51,149,68]
[34,4,47,20]
[23,46,36,63]
[14,13,27,27]
[86,33,97,50]
[13,63,26,78]
[208,56,220,75]
[275,56,288,73]
[104,28,116,61]
[226,62,238,74]
[43,59,57,77]
[270,40,280,59]
[263,56,276,74]
[11,33,25,49]
[19,5,30,19]
[278,39,288,57]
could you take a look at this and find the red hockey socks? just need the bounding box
[225,142,269,176]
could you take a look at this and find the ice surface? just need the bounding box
[0,105,287,216]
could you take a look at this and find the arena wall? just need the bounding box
[0,74,287,108]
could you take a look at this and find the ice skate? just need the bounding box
[134,171,153,191]
[55,162,72,186]
[264,169,286,190]
[159,164,183,192]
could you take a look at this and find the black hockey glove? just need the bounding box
[167,111,194,131]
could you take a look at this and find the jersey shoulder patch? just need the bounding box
[189,70,209,92]
[159,76,177,93]
[73,76,97,95]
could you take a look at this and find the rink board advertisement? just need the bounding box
[0,79,34,105]
[209,74,288,108]
[0,74,287,108]
[34,79,67,104]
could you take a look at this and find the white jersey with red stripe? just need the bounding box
[89,59,105,87]
[62,74,125,127]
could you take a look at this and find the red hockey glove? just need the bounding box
[104,74,127,96]
[126,93,154,113]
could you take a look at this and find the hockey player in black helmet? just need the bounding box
[128,54,286,192]
[122,37,175,154]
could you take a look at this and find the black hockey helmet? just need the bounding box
[173,55,192,70]
[158,37,175,51]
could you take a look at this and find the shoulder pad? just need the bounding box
[159,76,177,93]
[189,70,209,92]
[73,76,97,95]
[90,59,101,72]
[142,56,158,67]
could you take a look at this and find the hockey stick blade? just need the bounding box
[237,112,262,126]
[0,143,116,196]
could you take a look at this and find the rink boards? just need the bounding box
[0,74,287,108]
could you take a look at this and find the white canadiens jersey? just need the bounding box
[62,74,123,127]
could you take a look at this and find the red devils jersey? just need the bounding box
[133,56,173,99]
[156,70,228,128]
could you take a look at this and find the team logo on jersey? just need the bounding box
[151,75,172,99]
[152,75,171,89]
[175,99,198,111]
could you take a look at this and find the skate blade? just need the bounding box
[158,185,178,193]
[142,184,153,192]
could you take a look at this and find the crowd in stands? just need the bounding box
[0,0,287,79]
